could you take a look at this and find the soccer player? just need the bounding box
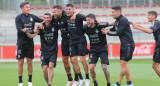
[51,5,81,86]
[131,11,160,78]
[83,13,111,86]
[15,2,43,86]
[102,6,135,86]
[65,4,90,86]
[24,13,58,86]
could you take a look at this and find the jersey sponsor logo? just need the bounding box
[52,27,54,32]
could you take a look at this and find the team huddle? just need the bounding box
[15,1,160,86]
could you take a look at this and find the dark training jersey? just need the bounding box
[39,24,59,52]
[67,13,86,40]
[52,10,69,46]
[150,20,160,48]
[83,22,109,51]
[15,13,43,45]
[107,15,135,47]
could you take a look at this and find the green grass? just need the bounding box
[0,59,159,86]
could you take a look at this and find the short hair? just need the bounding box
[86,13,96,20]
[148,11,157,18]
[52,5,62,10]
[66,4,74,8]
[111,6,122,12]
[44,13,51,17]
[20,2,29,8]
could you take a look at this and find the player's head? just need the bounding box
[20,2,30,14]
[44,13,52,24]
[147,11,157,22]
[111,6,122,19]
[86,13,96,28]
[52,5,63,19]
[66,4,74,17]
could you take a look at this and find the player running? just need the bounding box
[131,11,160,78]
[83,13,111,86]
[102,6,135,86]
[15,2,43,86]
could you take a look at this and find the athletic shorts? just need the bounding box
[16,43,34,59]
[41,51,57,67]
[120,44,135,62]
[89,50,109,65]
[69,41,88,57]
[153,47,160,63]
[61,38,70,56]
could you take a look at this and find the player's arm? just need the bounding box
[33,14,44,23]
[15,16,25,33]
[24,28,39,39]
[131,23,153,34]
[107,19,128,36]
[70,10,80,21]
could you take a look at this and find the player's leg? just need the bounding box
[42,65,48,83]
[78,42,89,86]
[90,64,97,86]
[100,50,110,86]
[48,62,54,86]
[17,44,25,86]
[18,59,24,86]
[152,61,160,77]
[89,52,98,86]
[152,48,160,77]
[26,44,34,86]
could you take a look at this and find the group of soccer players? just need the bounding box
[15,1,160,86]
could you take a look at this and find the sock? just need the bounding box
[28,75,32,82]
[127,81,131,84]
[78,72,83,80]
[107,82,110,86]
[67,74,73,81]
[116,82,121,86]
[74,74,78,81]
[85,73,89,79]
[19,76,23,83]
[94,80,98,86]
[48,85,51,86]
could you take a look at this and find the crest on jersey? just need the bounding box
[30,17,33,21]
[52,27,54,32]
[95,29,99,33]
[61,22,64,24]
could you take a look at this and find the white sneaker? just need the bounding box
[18,83,23,86]
[85,79,90,86]
[66,80,74,86]
[72,81,79,86]
[28,82,33,86]
[79,79,85,86]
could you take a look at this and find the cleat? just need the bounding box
[84,79,90,86]
[18,83,23,86]
[66,80,74,86]
[72,81,79,86]
[28,82,33,86]
[126,82,134,86]
[79,79,85,86]
[113,84,120,86]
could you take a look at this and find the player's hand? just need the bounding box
[38,24,44,30]
[129,21,133,24]
[101,28,110,34]
[23,28,29,33]
[70,10,80,21]
[132,23,139,30]
[97,20,102,24]
[34,29,40,33]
